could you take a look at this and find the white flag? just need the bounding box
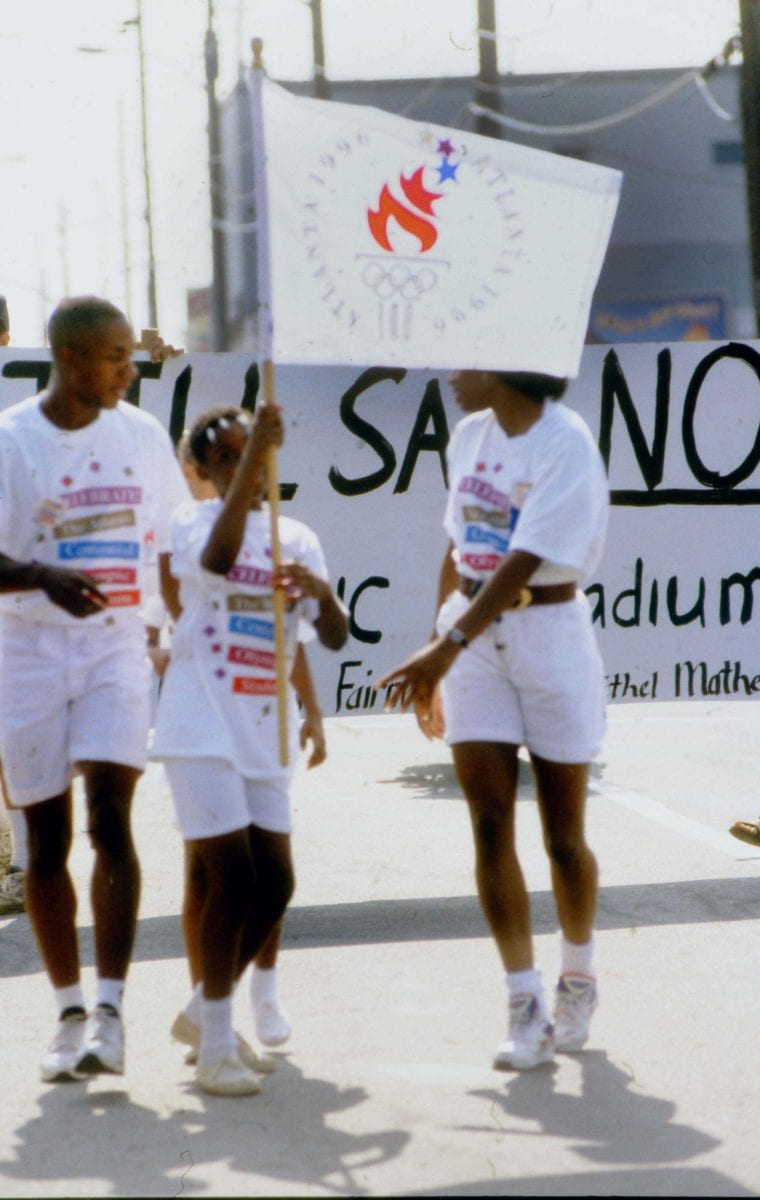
[253,76,622,378]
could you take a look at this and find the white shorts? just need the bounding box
[0,616,152,807]
[163,757,292,840]
[437,590,606,763]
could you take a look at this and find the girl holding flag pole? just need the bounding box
[151,401,347,1095]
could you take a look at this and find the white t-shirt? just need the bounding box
[0,396,189,626]
[151,499,327,779]
[444,402,609,586]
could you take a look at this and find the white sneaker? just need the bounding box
[196,1054,262,1096]
[554,974,598,1052]
[170,1011,275,1073]
[40,1012,87,1083]
[493,993,555,1071]
[0,868,25,915]
[253,997,291,1048]
[40,1012,87,1089]
[76,1005,125,1075]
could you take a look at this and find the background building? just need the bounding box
[194,61,750,353]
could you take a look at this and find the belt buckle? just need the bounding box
[510,587,532,611]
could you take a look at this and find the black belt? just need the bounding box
[458,576,576,608]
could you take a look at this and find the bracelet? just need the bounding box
[446,626,469,649]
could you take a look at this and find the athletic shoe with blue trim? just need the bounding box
[493,993,555,1070]
[554,974,598,1052]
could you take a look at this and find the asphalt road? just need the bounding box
[1,702,759,1198]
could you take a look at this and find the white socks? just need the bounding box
[504,937,596,1012]
[199,996,236,1066]
[250,965,278,1004]
[95,979,125,1014]
[560,935,595,978]
[54,983,86,1019]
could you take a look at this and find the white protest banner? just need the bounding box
[2,339,760,712]
[253,76,622,378]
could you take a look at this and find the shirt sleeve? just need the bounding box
[442,418,467,542]
[168,500,216,581]
[152,427,191,554]
[509,422,608,572]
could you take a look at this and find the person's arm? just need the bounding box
[378,548,541,718]
[0,552,108,618]
[201,406,283,575]
[291,643,327,769]
[159,551,182,622]
[416,541,459,740]
[141,331,184,362]
[434,541,459,634]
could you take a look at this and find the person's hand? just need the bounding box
[378,638,458,717]
[299,713,326,768]
[35,564,109,618]
[273,560,330,602]
[248,402,283,456]
[415,683,446,740]
[147,647,171,677]
[140,329,184,362]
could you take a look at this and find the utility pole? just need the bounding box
[309,0,330,99]
[739,0,760,335]
[135,0,158,329]
[475,0,501,139]
[118,99,133,322]
[206,0,229,350]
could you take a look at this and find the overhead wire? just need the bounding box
[466,34,742,138]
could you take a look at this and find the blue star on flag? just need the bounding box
[437,158,460,183]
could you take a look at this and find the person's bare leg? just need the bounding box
[254,920,282,970]
[182,843,206,987]
[251,916,290,1047]
[453,741,532,972]
[192,831,253,1001]
[80,762,142,982]
[24,791,79,986]
[530,756,597,944]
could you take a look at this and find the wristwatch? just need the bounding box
[446,626,469,649]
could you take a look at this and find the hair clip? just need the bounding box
[205,427,217,444]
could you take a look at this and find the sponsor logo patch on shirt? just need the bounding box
[227,593,273,613]
[228,645,276,670]
[228,615,275,640]
[232,676,278,696]
[53,509,136,539]
[58,540,140,560]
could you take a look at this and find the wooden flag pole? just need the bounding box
[251,38,289,766]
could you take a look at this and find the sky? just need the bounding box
[0,0,742,348]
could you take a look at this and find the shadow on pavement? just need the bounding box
[0,1058,409,1198]
[404,1049,748,1197]
[4,875,760,976]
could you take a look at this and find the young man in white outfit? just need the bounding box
[0,296,188,1082]
[380,369,609,1070]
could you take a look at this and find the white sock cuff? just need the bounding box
[560,935,595,978]
[251,965,278,999]
[95,978,125,1013]
[54,983,86,1018]
[505,967,543,996]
